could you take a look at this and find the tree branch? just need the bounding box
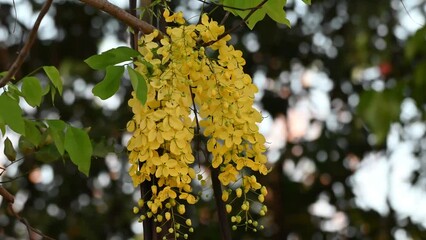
[0,0,164,89]
[128,1,157,239]
[197,0,261,11]
[0,0,53,88]
[203,0,269,47]
[79,0,163,38]
[211,167,232,240]
[1,186,55,240]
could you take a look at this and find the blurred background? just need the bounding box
[0,0,425,239]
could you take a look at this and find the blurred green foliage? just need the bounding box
[0,0,425,240]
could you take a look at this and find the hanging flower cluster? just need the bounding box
[127,9,268,239]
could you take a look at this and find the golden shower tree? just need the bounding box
[0,1,310,239]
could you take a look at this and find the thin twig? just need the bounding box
[0,186,14,203]
[0,172,30,184]
[189,87,201,137]
[79,0,163,38]
[129,0,139,51]
[189,86,203,167]
[203,0,269,47]
[220,12,230,25]
[0,0,53,88]
[12,0,17,33]
[1,186,55,240]
[0,157,26,177]
[197,0,260,11]
[399,0,425,27]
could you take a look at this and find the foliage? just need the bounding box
[357,86,404,145]
[0,0,309,239]
[221,0,290,29]
[0,67,92,177]
[0,0,425,239]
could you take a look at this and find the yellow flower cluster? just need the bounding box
[127,9,269,238]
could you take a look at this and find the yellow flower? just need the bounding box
[152,154,178,178]
[177,204,186,214]
[163,9,186,24]
[224,129,244,148]
[226,204,232,213]
[158,186,177,202]
[218,164,238,186]
[165,211,171,220]
[127,11,270,236]
[179,192,197,204]
[243,175,262,192]
[185,219,192,226]
[163,9,173,22]
[222,191,229,202]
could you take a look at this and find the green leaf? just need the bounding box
[42,83,50,96]
[64,126,92,176]
[92,66,124,100]
[405,26,426,61]
[43,66,63,95]
[92,138,115,158]
[128,67,148,105]
[7,83,24,99]
[301,0,311,4]
[222,0,290,29]
[35,144,61,163]
[0,94,25,135]
[24,119,42,146]
[413,61,426,107]
[0,120,5,136]
[21,76,43,107]
[50,86,57,103]
[357,87,403,145]
[140,59,154,77]
[3,137,16,162]
[263,0,290,26]
[18,136,36,155]
[84,46,140,70]
[46,119,66,155]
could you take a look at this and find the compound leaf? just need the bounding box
[92,66,124,100]
[64,126,92,176]
[128,67,148,105]
[21,76,43,107]
[85,46,140,70]
[43,66,63,95]
[3,137,16,162]
[0,94,24,135]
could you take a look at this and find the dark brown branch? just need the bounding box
[211,167,232,240]
[189,87,201,137]
[220,12,230,25]
[139,177,154,240]
[0,186,14,203]
[189,86,204,168]
[129,0,139,50]
[203,0,269,47]
[129,1,156,239]
[79,0,163,38]
[0,0,53,88]
[1,186,55,240]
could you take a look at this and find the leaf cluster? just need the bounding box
[1,67,92,176]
